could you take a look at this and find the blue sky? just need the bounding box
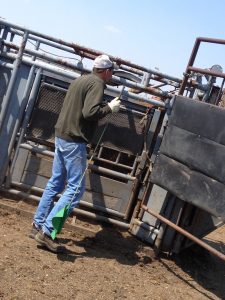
[1,0,225,78]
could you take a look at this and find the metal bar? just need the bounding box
[197,36,225,45]
[120,65,181,86]
[41,82,67,92]
[179,36,225,95]
[7,66,36,159]
[2,42,170,99]
[0,187,130,229]
[217,78,225,105]
[74,207,130,229]
[97,146,104,158]
[9,28,76,56]
[19,143,136,181]
[20,142,54,156]
[3,40,84,72]
[115,152,121,164]
[142,205,225,262]
[91,157,133,171]
[89,165,135,181]
[150,112,168,163]
[11,181,125,218]
[5,68,43,186]
[0,24,9,41]
[152,75,181,87]
[152,82,167,89]
[132,218,159,235]
[129,156,139,177]
[152,195,177,251]
[112,76,171,99]
[2,50,79,79]
[0,30,29,132]
[119,65,143,76]
[187,66,225,79]
[124,151,148,220]
[178,38,201,95]
[0,18,80,51]
[0,18,180,88]
[0,59,14,69]
[2,51,166,107]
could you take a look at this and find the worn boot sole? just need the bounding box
[28,228,39,239]
[35,233,65,253]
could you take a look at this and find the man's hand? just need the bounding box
[108,97,121,113]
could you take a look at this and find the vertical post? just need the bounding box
[178,38,201,95]
[4,67,42,186]
[0,30,29,131]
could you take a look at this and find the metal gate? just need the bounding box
[1,18,225,256]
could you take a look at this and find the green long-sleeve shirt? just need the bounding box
[55,73,111,143]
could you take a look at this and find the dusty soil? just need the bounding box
[0,197,225,300]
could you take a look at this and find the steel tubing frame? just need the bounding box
[2,40,84,72]
[2,51,166,108]
[0,60,14,69]
[131,218,159,235]
[0,30,28,132]
[1,51,168,103]
[11,181,125,219]
[1,187,130,229]
[142,205,225,262]
[0,18,178,99]
[0,18,180,81]
[179,37,225,95]
[18,143,136,182]
[5,68,43,186]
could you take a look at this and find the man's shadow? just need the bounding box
[60,224,153,266]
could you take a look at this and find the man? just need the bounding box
[30,54,121,253]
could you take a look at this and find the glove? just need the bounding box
[108,97,121,113]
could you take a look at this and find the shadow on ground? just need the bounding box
[58,224,155,266]
[160,242,225,300]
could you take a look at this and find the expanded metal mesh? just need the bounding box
[26,84,66,145]
[91,110,144,155]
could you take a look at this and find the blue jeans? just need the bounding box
[33,137,87,236]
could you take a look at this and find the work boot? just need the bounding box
[28,224,40,239]
[35,230,65,253]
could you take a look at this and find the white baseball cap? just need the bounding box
[93,54,114,69]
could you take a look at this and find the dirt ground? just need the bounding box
[0,197,225,300]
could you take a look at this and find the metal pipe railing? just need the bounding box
[5,68,43,186]
[2,51,166,107]
[0,18,181,93]
[1,187,130,229]
[3,40,84,72]
[187,66,225,79]
[131,218,159,235]
[11,181,125,219]
[9,28,76,56]
[19,143,136,182]
[0,59,14,69]
[1,42,170,100]
[179,36,225,95]
[0,30,29,132]
[7,65,36,161]
[142,205,225,262]
[91,156,133,171]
